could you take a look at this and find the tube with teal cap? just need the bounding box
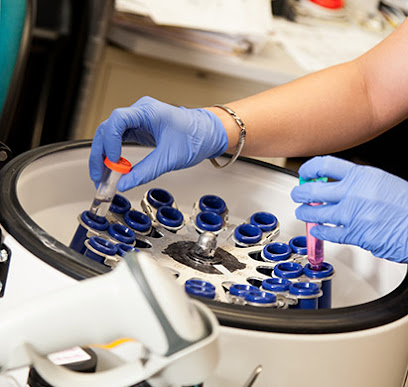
[299,176,328,270]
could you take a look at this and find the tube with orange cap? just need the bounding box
[89,157,132,219]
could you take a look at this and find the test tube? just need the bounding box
[89,157,131,219]
[306,203,324,270]
[299,177,328,270]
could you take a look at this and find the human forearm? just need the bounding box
[207,18,408,158]
[89,22,408,191]
[208,61,376,157]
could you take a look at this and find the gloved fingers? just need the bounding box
[116,145,173,191]
[314,224,408,263]
[88,116,126,183]
[131,95,160,108]
[295,203,344,226]
[89,129,107,183]
[291,180,344,204]
[377,254,408,264]
[126,129,156,147]
[89,102,159,183]
[102,107,152,161]
[298,155,355,181]
[308,224,349,245]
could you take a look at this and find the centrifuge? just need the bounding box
[0,141,406,386]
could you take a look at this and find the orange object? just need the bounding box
[310,0,343,9]
[104,156,132,174]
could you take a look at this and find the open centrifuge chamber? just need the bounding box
[0,141,407,387]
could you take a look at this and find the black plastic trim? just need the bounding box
[0,140,406,333]
[0,140,109,280]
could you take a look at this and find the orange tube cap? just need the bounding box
[104,157,132,174]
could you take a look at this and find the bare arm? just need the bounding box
[207,18,408,158]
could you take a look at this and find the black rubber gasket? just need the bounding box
[0,140,109,280]
[0,140,406,334]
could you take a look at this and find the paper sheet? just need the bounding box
[115,0,150,16]
[115,0,274,36]
[112,12,256,55]
[272,18,390,72]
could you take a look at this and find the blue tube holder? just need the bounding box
[84,236,118,265]
[304,262,334,309]
[124,210,152,235]
[107,223,136,245]
[185,279,216,299]
[289,235,308,255]
[198,194,227,215]
[233,224,263,247]
[289,282,322,310]
[195,211,224,233]
[261,242,292,262]
[229,284,258,298]
[116,243,139,258]
[109,194,132,215]
[147,188,174,209]
[261,277,291,293]
[156,206,184,231]
[244,290,277,306]
[69,210,109,254]
[250,211,278,232]
[273,261,304,280]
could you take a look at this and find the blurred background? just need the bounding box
[4,0,408,178]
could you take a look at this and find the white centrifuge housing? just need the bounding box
[0,141,406,387]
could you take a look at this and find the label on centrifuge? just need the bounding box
[47,346,91,365]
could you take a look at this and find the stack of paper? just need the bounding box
[113,0,274,55]
[272,17,391,72]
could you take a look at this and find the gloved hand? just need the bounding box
[291,155,408,263]
[89,96,228,191]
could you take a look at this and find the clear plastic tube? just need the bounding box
[299,176,327,270]
[306,202,324,270]
[89,157,131,219]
